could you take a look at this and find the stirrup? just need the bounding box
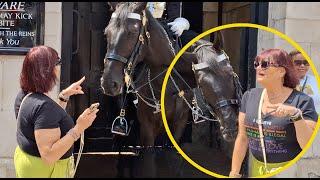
[111,116,129,136]
[111,109,130,136]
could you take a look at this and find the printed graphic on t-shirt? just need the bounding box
[244,114,301,163]
[241,88,318,163]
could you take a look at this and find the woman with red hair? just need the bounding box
[229,49,318,177]
[14,46,99,177]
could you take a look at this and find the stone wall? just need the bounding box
[0,2,62,177]
[257,2,320,178]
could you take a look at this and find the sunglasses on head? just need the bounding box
[55,58,62,66]
[293,59,309,66]
[254,58,280,70]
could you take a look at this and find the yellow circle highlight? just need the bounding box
[160,23,320,178]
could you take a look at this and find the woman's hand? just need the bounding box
[267,103,299,118]
[61,76,85,99]
[74,107,99,133]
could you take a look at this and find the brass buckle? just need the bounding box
[192,97,197,105]
[178,91,185,97]
[146,31,150,39]
[124,72,131,87]
[120,109,126,117]
[139,35,144,44]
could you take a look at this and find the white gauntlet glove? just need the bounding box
[167,17,190,37]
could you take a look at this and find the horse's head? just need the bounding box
[101,2,148,96]
[193,31,242,142]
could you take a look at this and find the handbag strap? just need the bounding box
[301,75,308,92]
[17,92,33,121]
[72,132,84,177]
[257,88,268,170]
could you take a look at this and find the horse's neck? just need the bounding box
[139,16,197,94]
[144,18,175,66]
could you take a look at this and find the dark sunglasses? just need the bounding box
[293,59,309,66]
[254,59,280,70]
[55,58,62,66]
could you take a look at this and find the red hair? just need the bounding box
[20,46,59,93]
[255,48,299,88]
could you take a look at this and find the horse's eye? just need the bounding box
[133,23,139,29]
[128,23,140,34]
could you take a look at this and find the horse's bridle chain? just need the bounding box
[158,20,214,122]
[147,68,161,113]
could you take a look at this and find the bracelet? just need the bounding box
[290,108,303,123]
[58,91,69,102]
[229,171,241,178]
[67,128,80,141]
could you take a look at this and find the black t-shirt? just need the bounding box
[14,90,75,159]
[240,88,318,163]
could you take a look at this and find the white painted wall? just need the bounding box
[0,2,62,177]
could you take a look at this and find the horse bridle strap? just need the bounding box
[111,12,142,20]
[105,53,128,64]
[192,50,230,71]
[197,87,239,112]
[212,99,239,110]
[192,62,209,71]
[216,51,229,63]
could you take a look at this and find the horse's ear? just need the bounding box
[108,2,118,11]
[133,2,147,13]
[212,31,224,52]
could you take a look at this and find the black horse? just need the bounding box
[101,2,197,176]
[101,2,197,146]
[100,2,241,176]
[183,32,243,160]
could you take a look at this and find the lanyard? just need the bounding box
[301,76,308,92]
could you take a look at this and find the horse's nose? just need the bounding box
[111,81,120,91]
[222,129,237,142]
[220,126,237,142]
[101,77,122,96]
[107,80,120,92]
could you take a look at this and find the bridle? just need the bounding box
[105,11,150,84]
[191,44,243,124]
[104,9,185,115]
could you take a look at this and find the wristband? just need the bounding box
[290,109,303,123]
[58,91,69,102]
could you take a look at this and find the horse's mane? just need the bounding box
[144,8,177,46]
[105,3,133,35]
